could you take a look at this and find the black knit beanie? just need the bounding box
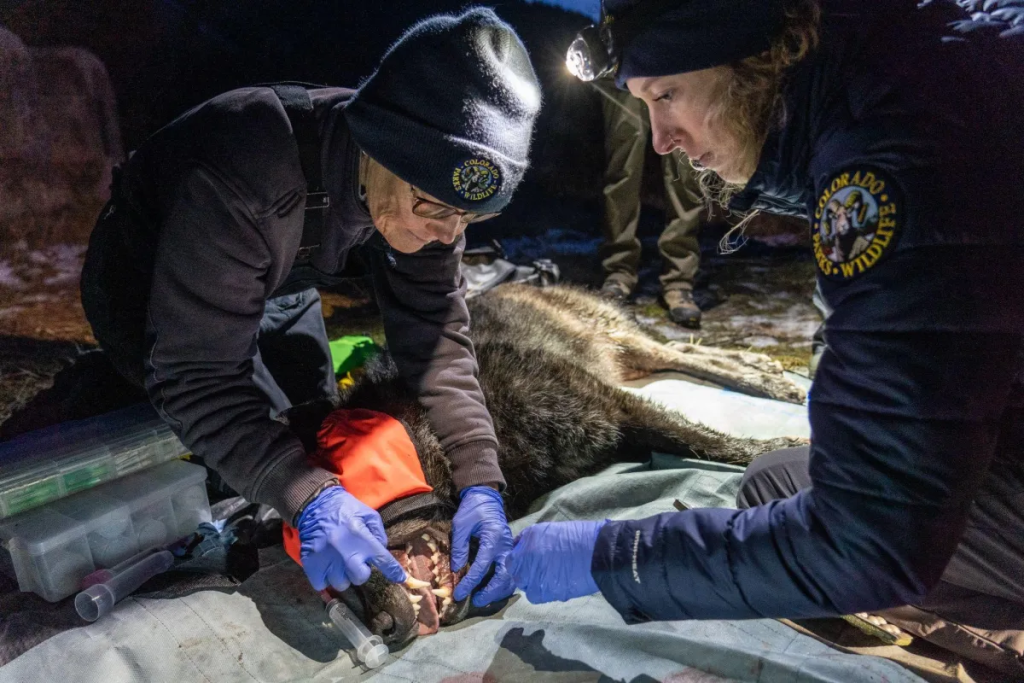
[607,0,787,88]
[344,8,541,214]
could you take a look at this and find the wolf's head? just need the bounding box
[337,510,476,646]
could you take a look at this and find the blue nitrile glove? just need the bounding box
[451,486,515,606]
[504,520,607,603]
[297,485,407,592]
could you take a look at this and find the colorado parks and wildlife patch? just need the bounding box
[812,167,901,279]
[452,157,501,202]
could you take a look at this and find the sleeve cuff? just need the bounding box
[446,440,506,492]
[251,445,339,524]
[592,520,652,625]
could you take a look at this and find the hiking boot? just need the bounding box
[600,278,633,302]
[663,289,702,328]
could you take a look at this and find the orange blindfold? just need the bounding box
[282,408,432,565]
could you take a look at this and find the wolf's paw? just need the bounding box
[759,374,807,405]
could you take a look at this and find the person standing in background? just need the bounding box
[594,80,704,328]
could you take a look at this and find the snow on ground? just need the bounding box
[502,228,603,260]
[0,241,93,343]
[36,244,88,286]
[0,261,26,290]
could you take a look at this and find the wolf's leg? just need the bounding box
[665,341,784,375]
[615,333,807,404]
[616,392,807,466]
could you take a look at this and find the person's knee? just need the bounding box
[736,446,812,508]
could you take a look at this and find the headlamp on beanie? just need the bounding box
[567,0,787,88]
[565,0,682,82]
[565,21,616,81]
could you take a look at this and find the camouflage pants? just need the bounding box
[595,81,702,294]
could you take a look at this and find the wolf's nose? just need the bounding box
[370,610,396,640]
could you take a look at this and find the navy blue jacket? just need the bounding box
[593,0,1024,621]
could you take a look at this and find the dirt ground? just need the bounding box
[0,229,819,430]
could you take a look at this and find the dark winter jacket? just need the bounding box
[118,87,502,523]
[594,0,1024,620]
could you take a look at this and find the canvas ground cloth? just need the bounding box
[0,379,931,683]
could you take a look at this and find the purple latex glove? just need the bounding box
[297,485,407,592]
[504,520,607,603]
[451,486,515,606]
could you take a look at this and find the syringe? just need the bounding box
[322,592,389,668]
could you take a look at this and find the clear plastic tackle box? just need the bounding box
[0,403,190,520]
[0,459,210,602]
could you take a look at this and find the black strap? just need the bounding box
[268,83,329,263]
[378,492,454,527]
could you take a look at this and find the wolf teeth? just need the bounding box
[441,597,452,609]
[426,540,438,553]
[404,576,431,590]
[412,603,421,616]
[430,587,451,598]
[421,534,431,542]
[408,594,422,604]
[430,552,441,564]
[405,544,413,556]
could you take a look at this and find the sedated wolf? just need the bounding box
[294,283,808,645]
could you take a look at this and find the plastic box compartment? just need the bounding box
[52,493,138,569]
[0,507,95,602]
[0,460,209,602]
[103,460,211,548]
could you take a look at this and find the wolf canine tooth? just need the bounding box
[404,576,431,589]
[430,587,451,598]
[421,534,431,542]
[426,540,438,552]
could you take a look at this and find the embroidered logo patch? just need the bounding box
[452,157,501,202]
[812,167,901,279]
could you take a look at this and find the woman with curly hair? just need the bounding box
[506,0,1024,674]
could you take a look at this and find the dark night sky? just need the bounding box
[1,1,591,148]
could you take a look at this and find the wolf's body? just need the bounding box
[345,284,804,518]
[327,284,807,642]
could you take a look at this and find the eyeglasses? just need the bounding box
[410,185,500,224]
